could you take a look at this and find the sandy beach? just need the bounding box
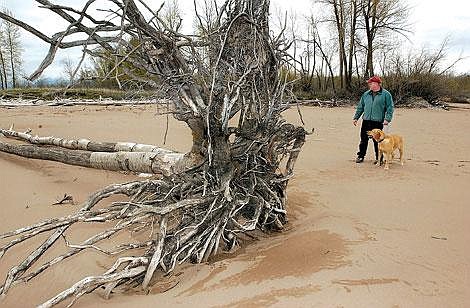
[1,104,469,307]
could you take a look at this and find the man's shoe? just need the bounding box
[373,160,379,165]
[355,157,364,163]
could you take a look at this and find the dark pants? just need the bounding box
[357,120,383,160]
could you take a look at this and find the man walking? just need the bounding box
[353,76,394,163]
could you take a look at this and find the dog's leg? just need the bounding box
[399,144,404,165]
[379,151,384,166]
[384,152,391,170]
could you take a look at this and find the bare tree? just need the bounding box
[383,37,465,103]
[302,16,336,92]
[193,0,220,34]
[346,0,358,88]
[359,0,411,77]
[61,56,76,84]
[161,0,183,32]
[320,0,348,88]
[0,8,23,88]
[0,29,8,89]
[0,0,308,306]
[309,0,410,85]
[0,8,12,89]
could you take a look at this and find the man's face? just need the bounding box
[368,82,380,92]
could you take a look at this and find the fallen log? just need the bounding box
[0,127,171,152]
[0,140,184,175]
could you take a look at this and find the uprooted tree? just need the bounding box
[0,0,308,306]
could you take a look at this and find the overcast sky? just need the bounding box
[4,0,470,80]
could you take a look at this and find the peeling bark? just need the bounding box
[0,140,184,175]
[0,127,173,152]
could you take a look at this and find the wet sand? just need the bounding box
[1,104,469,307]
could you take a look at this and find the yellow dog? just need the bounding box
[367,128,404,170]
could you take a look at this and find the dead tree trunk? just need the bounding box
[0,1,308,306]
[0,127,187,175]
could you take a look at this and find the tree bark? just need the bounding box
[0,140,184,175]
[0,128,177,153]
[347,0,358,89]
[0,49,7,89]
[7,30,16,88]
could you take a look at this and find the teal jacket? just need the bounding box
[353,88,394,123]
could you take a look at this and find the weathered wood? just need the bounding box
[142,216,167,289]
[0,1,309,306]
[0,140,184,175]
[38,263,148,308]
[0,182,143,295]
[0,128,175,152]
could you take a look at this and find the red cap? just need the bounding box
[367,76,382,83]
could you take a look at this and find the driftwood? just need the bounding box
[298,98,355,107]
[0,127,186,175]
[0,0,308,306]
[52,193,74,205]
[0,98,160,107]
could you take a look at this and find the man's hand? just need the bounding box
[383,120,389,125]
[353,119,358,126]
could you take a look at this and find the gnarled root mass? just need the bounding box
[0,123,306,307]
[0,0,309,306]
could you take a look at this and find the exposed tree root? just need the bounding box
[1,127,305,306]
[0,0,309,306]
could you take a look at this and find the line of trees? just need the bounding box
[1,0,467,103]
[281,0,411,92]
[0,8,23,89]
[276,0,466,102]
